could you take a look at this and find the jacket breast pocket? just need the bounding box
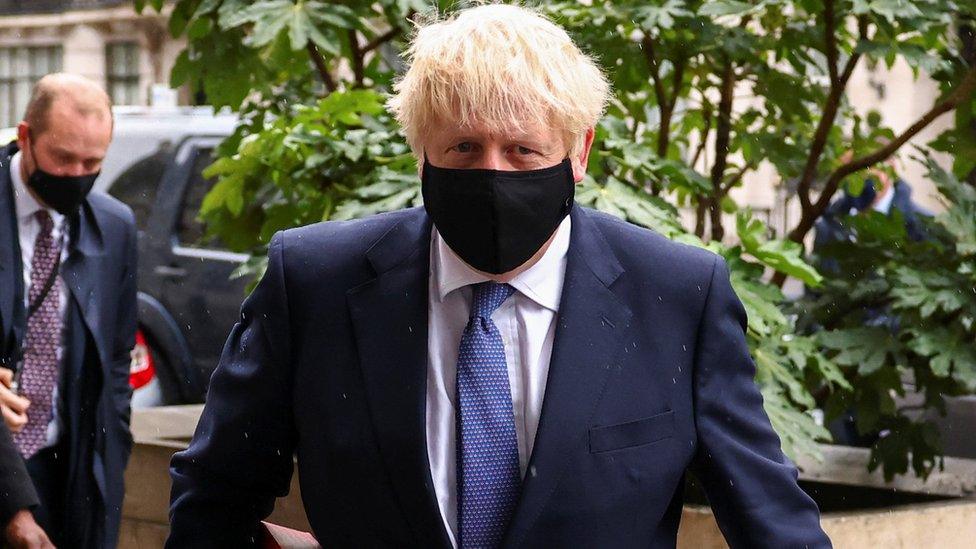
[589,410,674,453]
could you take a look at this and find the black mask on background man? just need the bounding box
[25,135,98,217]
[422,158,575,274]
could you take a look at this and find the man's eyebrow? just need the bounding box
[49,145,76,157]
[444,134,483,142]
[48,145,103,163]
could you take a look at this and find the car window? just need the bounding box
[177,147,226,250]
[107,146,171,232]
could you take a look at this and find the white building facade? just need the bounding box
[0,0,186,127]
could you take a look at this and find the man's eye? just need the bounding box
[516,146,534,155]
[455,142,473,153]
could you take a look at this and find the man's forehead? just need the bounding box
[35,106,112,155]
[434,118,554,140]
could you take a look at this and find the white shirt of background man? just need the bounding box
[10,150,69,449]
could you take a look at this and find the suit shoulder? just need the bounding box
[87,191,135,229]
[273,207,426,277]
[279,207,420,252]
[581,206,717,274]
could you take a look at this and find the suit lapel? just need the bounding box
[0,152,16,359]
[0,143,24,366]
[61,202,107,370]
[346,210,452,548]
[504,206,633,547]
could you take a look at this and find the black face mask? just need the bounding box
[422,158,575,274]
[25,139,98,217]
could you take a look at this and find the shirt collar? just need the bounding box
[872,184,895,215]
[432,215,572,312]
[10,151,64,227]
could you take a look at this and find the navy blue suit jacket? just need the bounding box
[0,142,137,548]
[168,205,830,548]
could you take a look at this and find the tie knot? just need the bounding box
[470,282,515,320]
[35,210,53,234]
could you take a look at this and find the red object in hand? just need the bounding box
[260,522,321,549]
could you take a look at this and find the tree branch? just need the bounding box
[642,35,672,157]
[348,30,365,87]
[306,42,336,93]
[363,27,400,53]
[787,65,976,244]
[690,107,712,168]
[824,0,839,86]
[722,162,754,194]
[840,16,869,84]
[695,199,708,238]
[660,54,687,156]
[794,15,868,213]
[709,58,737,241]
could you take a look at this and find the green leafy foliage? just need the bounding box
[798,156,976,479]
[141,0,976,477]
[198,89,416,256]
[737,212,822,286]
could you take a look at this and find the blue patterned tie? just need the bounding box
[456,281,521,549]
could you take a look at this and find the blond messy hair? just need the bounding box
[387,3,610,158]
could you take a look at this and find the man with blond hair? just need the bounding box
[168,4,830,548]
[0,73,137,548]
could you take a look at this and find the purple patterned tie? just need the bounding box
[13,210,62,459]
[456,282,521,548]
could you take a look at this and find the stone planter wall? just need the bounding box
[122,406,976,548]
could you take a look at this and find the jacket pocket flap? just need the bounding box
[589,410,674,453]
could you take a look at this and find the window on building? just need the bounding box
[106,42,140,106]
[0,46,63,128]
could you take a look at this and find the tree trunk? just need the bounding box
[708,60,736,242]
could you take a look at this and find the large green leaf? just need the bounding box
[762,387,831,463]
[890,267,969,319]
[698,0,757,17]
[818,327,903,376]
[737,212,822,286]
[906,327,976,389]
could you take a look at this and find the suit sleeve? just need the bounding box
[112,212,138,439]
[167,232,297,548]
[689,257,831,548]
[0,421,38,527]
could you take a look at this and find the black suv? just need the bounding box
[66,107,245,407]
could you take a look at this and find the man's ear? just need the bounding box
[572,127,595,183]
[16,122,30,150]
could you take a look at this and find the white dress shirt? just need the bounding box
[10,151,68,448]
[426,216,571,547]
[873,184,895,214]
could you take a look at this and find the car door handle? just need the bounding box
[154,265,188,278]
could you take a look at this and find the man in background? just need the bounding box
[0,73,138,548]
[812,152,930,447]
[814,151,930,269]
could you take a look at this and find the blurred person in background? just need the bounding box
[814,150,930,273]
[811,150,931,447]
[0,74,137,548]
[167,5,830,548]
